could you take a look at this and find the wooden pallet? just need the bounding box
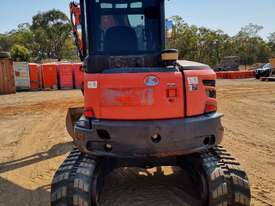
[260,76,275,81]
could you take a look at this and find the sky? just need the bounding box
[0,0,274,39]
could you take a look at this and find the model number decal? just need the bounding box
[187,77,198,85]
[187,77,199,91]
[87,81,98,89]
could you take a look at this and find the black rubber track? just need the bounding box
[197,146,251,206]
[51,148,102,206]
[51,147,250,206]
[214,146,251,206]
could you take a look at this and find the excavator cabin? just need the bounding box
[77,0,165,66]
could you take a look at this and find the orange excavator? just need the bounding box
[51,1,251,205]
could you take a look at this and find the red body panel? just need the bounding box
[73,63,84,89]
[58,63,74,89]
[29,63,41,90]
[0,58,16,95]
[42,63,58,90]
[84,72,184,120]
[184,69,216,116]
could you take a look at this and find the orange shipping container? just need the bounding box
[29,63,41,90]
[0,54,16,95]
[41,63,58,90]
[58,63,73,89]
[73,63,84,89]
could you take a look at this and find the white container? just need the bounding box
[13,62,31,90]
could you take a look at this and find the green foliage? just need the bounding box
[232,23,271,64]
[268,32,275,57]
[30,9,73,60]
[59,35,78,60]
[0,24,34,54]
[0,9,77,62]
[237,23,264,38]
[10,44,30,61]
[0,34,12,51]
[0,11,273,65]
[167,16,272,67]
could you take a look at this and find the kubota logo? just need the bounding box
[144,75,159,87]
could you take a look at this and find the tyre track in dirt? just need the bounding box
[0,91,82,206]
[218,79,275,206]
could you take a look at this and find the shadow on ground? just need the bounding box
[101,167,203,206]
[0,141,203,206]
[0,167,202,206]
[0,177,50,206]
[0,141,73,173]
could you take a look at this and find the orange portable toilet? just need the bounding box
[58,63,74,90]
[41,63,58,90]
[73,63,84,89]
[29,63,41,90]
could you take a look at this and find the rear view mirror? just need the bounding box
[165,19,173,39]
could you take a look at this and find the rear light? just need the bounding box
[205,101,217,113]
[203,79,216,99]
[203,80,216,87]
[84,107,94,118]
[206,89,216,98]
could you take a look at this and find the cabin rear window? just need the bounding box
[91,0,161,55]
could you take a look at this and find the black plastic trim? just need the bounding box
[73,113,224,158]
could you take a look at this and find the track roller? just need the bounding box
[179,146,251,206]
[51,148,104,206]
